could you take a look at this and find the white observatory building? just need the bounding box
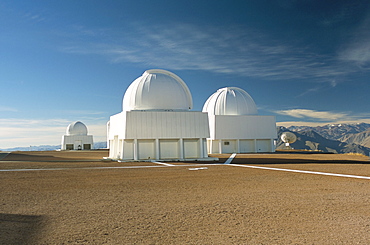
[203,87,277,153]
[61,121,94,150]
[108,69,210,161]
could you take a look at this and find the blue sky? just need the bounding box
[1,0,370,148]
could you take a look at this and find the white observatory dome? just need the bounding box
[66,121,88,136]
[122,69,193,111]
[202,87,258,115]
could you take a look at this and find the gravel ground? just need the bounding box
[0,151,369,244]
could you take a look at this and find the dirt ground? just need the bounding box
[0,150,370,244]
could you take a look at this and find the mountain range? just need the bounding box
[2,123,370,155]
[277,123,370,155]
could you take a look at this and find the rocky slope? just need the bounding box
[339,130,370,148]
[287,123,370,141]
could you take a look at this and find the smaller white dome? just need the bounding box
[202,87,258,116]
[66,121,88,135]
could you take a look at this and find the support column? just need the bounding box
[270,139,275,152]
[199,138,203,159]
[236,139,240,153]
[155,139,160,160]
[219,140,222,154]
[119,140,124,159]
[254,139,257,153]
[113,136,118,159]
[203,139,208,158]
[108,140,114,158]
[179,138,184,160]
[133,139,138,161]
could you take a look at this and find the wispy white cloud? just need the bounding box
[61,23,357,82]
[296,86,323,98]
[59,110,106,116]
[276,109,370,127]
[277,118,370,127]
[275,109,348,121]
[0,106,18,112]
[338,13,370,67]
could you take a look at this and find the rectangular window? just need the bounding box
[83,144,91,150]
[224,142,230,145]
[66,144,74,150]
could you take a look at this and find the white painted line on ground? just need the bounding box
[228,164,370,180]
[188,167,208,171]
[224,153,237,164]
[151,161,175,166]
[1,162,370,181]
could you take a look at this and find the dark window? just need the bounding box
[66,144,74,150]
[83,144,91,150]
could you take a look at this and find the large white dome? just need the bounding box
[66,121,88,135]
[202,87,258,115]
[122,69,193,111]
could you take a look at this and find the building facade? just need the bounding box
[108,69,210,160]
[203,87,277,153]
[61,121,94,150]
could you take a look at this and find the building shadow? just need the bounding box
[0,213,47,244]
[1,153,66,162]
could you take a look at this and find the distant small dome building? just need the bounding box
[108,69,210,160]
[61,121,94,150]
[203,87,277,153]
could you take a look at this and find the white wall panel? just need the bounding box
[183,139,199,159]
[108,112,127,139]
[61,135,94,150]
[239,139,255,153]
[209,140,220,154]
[221,140,237,153]
[138,140,155,160]
[256,139,272,152]
[123,140,134,160]
[159,139,179,159]
[125,111,209,139]
[210,115,277,140]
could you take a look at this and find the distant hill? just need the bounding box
[0,142,107,152]
[339,130,370,148]
[0,145,61,152]
[277,126,370,155]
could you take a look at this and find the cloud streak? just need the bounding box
[275,109,348,121]
[61,23,358,82]
[0,106,18,112]
[338,11,370,68]
[275,109,370,126]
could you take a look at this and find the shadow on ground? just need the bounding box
[1,153,67,161]
[0,213,47,244]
